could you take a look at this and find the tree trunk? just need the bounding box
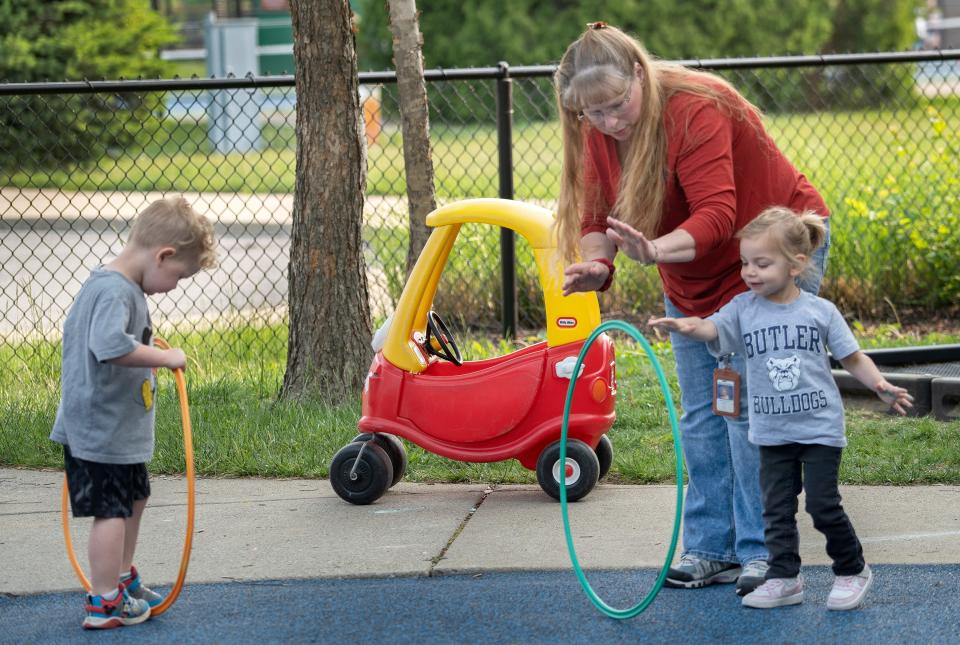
[282,0,372,402]
[388,0,436,274]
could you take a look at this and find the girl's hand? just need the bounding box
[876,381,914,415]
[647,316,692,334]
[606,216,659,265]
[562,261,609,296]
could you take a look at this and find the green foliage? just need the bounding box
[0,1,177,169]
[356,0,841,70]
[3,324,959,483]
[355,0,920,117]
[795,0,921,111]
[829,104,960,313]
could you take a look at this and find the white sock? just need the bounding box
[100,587,120,601]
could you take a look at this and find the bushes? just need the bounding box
[355,0,917,118]
[0,1,176,169]
[826,104,960,314]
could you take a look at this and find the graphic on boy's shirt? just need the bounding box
[766,355,800,391]
[141,379,154,411]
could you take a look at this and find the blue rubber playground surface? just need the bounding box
[3,565,958,643]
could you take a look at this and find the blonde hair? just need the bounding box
[130,196,217,269]
[553,23,762,263]
[737,206,826,276]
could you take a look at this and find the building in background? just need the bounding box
[153,0,293,77]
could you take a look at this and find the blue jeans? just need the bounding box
[666,219,830,565]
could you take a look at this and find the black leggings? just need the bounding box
[759,442,864,578]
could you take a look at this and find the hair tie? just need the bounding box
[587,21,608,30]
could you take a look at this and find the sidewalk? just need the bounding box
[2,467,959,597]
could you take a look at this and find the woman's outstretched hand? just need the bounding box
[606,216,658,265]
[562,261,609,296]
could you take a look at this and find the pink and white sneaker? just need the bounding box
[827,564,873,611]
[741,575,804,609]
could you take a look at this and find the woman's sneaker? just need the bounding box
[827,564,873,610]
[741,575,804,609]
[121,566,164,608]
[736,559,770,596]
[665,554,742,588]
[82,587,151,629]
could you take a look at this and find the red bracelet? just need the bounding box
[592,257,615,292]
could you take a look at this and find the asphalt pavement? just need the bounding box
[2,468,960,643]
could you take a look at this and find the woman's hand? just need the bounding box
[606,216,659,265]
[562,261,609,296]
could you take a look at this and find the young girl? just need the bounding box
[649,206,913,610]
[554,22,831,595]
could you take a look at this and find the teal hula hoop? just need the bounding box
[559,319,685,619]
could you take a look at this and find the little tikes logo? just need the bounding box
[556,317,577,328]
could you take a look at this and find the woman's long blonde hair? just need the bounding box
[553,23,762,263]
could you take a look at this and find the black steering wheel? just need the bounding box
[425,310,462,366]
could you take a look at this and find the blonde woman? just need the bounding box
[554,23,830,596]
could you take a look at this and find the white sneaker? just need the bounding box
[736,559,770,596]
[741,574,804,609]
[827,564,873,611]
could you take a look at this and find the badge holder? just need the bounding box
[713,355,741,417]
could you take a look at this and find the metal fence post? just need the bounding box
[496,61,517,339]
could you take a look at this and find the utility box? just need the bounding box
[205,15,263,154]
[254,0,294,75]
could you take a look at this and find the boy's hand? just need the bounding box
[876,381,913,415]
[164,348,188,371]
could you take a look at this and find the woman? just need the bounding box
[554,22,830,596]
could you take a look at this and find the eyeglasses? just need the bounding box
[577,85,633,123]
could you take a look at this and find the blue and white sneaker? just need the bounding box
[665,554,742,588]
[83,587,151,629]
[121,566,164,608]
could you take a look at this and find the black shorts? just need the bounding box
[63,445,151,518]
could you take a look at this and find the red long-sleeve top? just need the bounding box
[580,88,828,317]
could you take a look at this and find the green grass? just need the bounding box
[3,323,958,485]
[5,98,957,199]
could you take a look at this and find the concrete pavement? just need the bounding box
[3,467,960,597]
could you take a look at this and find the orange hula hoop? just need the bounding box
[61,337,195,616]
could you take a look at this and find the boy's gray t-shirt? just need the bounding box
[707,291,860,448]
[50,267,156,463]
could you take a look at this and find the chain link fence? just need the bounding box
[2,51,959,372]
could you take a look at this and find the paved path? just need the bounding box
[3,469,960,642]
[4,468,960,591]
[0,189,412,338]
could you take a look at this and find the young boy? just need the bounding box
[50,196,216,629]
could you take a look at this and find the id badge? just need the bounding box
[713,367,741,417]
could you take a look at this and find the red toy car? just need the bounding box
[329,199,616,504]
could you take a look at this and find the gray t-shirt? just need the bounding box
[707,291,860,448]
[50,267,156,463]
